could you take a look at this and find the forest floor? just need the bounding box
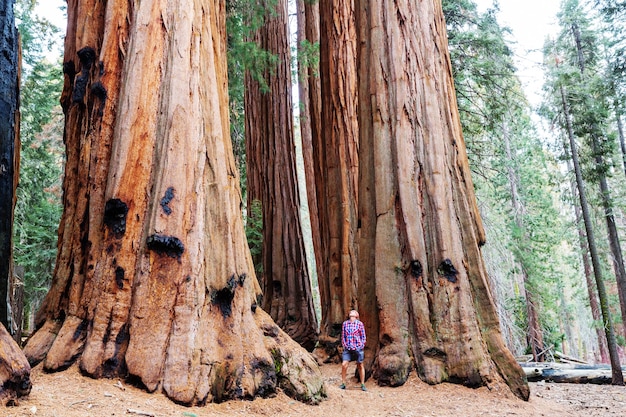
[2,362,626,417]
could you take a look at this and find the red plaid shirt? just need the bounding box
[342,319,366,350]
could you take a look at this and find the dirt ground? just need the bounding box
[2,363,626,417]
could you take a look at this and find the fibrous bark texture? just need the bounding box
[355,0,529,399]
[316,0,360,347]
[23,0,325,405]
[245,0,318,351]
[0,324,31,406]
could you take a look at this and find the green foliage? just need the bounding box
[297,39,320,80]
[444,0,589,357]
[539,0,626,355]
[444,1,521,146]
[13,1,65,329]
[14,0,62,70]
[226,0,281,196]
[227,0,279,94]
[245,199,264,277]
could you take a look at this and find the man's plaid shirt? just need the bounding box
[341,319,366,350]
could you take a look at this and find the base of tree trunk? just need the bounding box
[23,310,326,405]
[311,336,341,365]
[0,324,31,406]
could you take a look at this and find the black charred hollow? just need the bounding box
[104,198,129,237]
[250,359,277,397]
[77,46,97,66]
[410,260,422,279]
[115,267,125,289]
[63,61,76,81]
[423,347,447,359]
[211,285,236,318]
[227,274,237,291]
[72,318,90,341]
[90,81,108,116]
[448,372,484,389]
[90,81,107,100]
[437,258,458,283]
[72,73,89,103]
[272,280,282,296]
[115,323,130,348]
[261,323,280,337]
[330,323,342,339]
[147,234,185,259]
[238,273,247,286]
[101,323,129,378]
[159,187,175,215]
[72,47,97,104]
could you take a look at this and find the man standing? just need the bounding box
[340,310,366,391]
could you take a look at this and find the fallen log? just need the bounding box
[0,324,31,405]
[520,362,625,384]
[553,350,589,365]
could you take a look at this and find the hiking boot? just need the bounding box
[339,383,346,389]
[361,384,367,391]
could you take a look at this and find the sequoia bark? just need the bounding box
[23,0,325,404]
[355,0,529,399]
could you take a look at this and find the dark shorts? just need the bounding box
[342,348,364,363]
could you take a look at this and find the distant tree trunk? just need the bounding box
[0,0,31,406]
[355,0,529,399]
[564,150,609,363]
[615,108,626,179]
[559,82,624,384]
[502,124,545,362]
[296,0,323,307]
[244,0,318,351]
[316,0,360,348]
[571,23,626,338]
[23,0,325,404]
[0,0,20,335]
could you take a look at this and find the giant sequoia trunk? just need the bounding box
[244,0,318,351]
[23,0,325,405]
[355,0,529,399]
[315,0,360,348]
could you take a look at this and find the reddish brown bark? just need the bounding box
[23,0,324,405]
[354,0,529,399]
[0,324,31,406]
[245,0,318,351]
[315,0,360,351]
